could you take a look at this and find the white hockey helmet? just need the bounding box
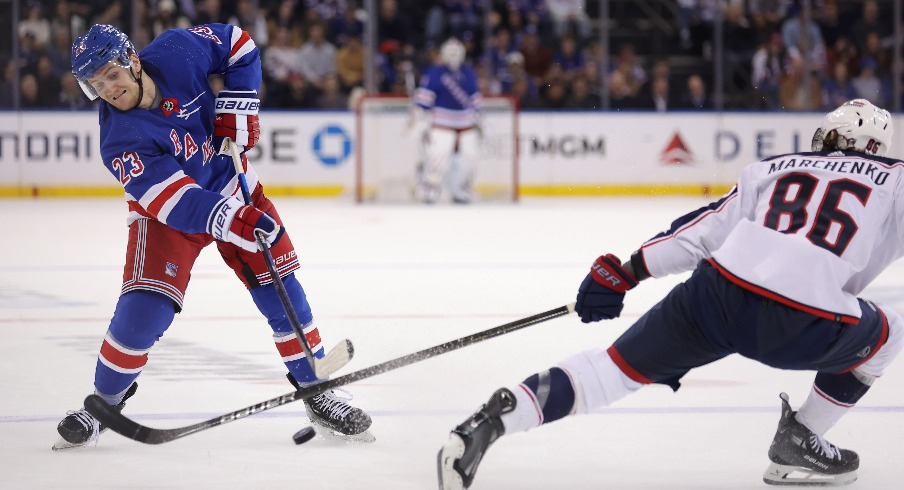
[811,99,893,157]
[440,38,466,70]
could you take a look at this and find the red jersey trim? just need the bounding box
[706,258,860,325]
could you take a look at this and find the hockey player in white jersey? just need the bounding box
[413,38,482,204]
[438,99,904,488]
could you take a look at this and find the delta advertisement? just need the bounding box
[1,111,900,197]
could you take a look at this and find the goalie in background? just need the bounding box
[412,37,483,204]
[438,99,904,488]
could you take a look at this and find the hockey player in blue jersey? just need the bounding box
[438,99,904,488]
[54,24,372,450]
[413,38,483,204]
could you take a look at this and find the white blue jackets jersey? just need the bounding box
[639,150,904,323]
[97,24,260,233]
[414,64,482,129]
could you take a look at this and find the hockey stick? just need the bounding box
[227,140,353,379]
[84,303,575,444]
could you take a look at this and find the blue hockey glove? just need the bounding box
[575,254,638,323]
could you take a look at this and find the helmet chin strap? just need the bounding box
[129,66,145,110]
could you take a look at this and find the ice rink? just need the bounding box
[2,196,903,489]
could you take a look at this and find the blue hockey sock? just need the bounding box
[814,371,871,405]
[521,367,576,424]
[95,291,176,399]
[250,273,323,382]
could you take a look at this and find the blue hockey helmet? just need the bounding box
[71,24,136,100]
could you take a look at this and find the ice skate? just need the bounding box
[763,393,858,486]
[438,388,515,490]
[52,382,138,451]
[304,389,375,443]
[288,374,374,443]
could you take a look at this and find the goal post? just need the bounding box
[354,95,519,203]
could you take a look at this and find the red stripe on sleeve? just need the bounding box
[230,30,251,58]
[146,176,195,217]
[100,340,149,370]
[606,345,653,384]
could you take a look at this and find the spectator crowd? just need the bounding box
[1,0,900,112]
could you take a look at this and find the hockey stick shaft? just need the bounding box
[85,303,575,444]
[227,140,352,379]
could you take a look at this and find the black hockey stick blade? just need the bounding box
[85,303,575,444]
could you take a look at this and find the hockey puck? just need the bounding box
[293,426,316,445]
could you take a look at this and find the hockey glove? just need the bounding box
[214,90,261,154]
[208,196,283,253]
[575,254,638,323]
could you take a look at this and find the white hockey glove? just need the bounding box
[208,196,283,252]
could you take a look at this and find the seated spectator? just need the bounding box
[300,23,338,90]
[612,43,646,97]
[228,0,268,48]
[636,75,673,112]
[519,26,553,82]
[509,76,542,109]
[565,74,600,109]
[778,56,821,111]
[541,78,569,109]
[821,61,857,110]
[336,34,365,92]
[264,26,304,88]
[851,57,885,107]
[329,3,365,45]
[59,74,92,110]
[317,74,348,109]
[20,73,41,108]
[608,70,639,110]
[553,34,585,80]
[0,59,15,108]
[678,74,711,110]
[751,33,788,109]
[34,55,61,107]
[547,0,591,41]
[850,0,890,54]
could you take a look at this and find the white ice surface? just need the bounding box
[1,197,903,489]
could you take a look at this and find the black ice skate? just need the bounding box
[437,388,516,490]
[763,393,858,486]
[52,382,138,451]
[288,374,374,443]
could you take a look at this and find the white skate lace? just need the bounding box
[808,434,841,460]
[314,389,356,419]
[67,409,100,441]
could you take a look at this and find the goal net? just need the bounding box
[354,95,519,203]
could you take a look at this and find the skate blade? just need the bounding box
[763,463,857,486]
[51,437,91,451]
[437,433,466,490]
[309,422,376,444]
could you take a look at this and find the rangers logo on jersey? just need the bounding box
[165,262,179,277]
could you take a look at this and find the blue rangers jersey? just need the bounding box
[638,150,904,323]
[97,24,261,233]
[414,64,482,129]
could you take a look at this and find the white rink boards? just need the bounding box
[1,197,903,489]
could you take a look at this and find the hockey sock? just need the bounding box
[502,367,576,434]
[95,291,176,401]
[273,327,325,383]
[559,348,643,413]
[796,371,872,436]
[250,274,323,382]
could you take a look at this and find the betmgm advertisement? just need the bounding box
[1,111,900,198]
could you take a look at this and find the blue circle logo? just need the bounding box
[312,125,352,166]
